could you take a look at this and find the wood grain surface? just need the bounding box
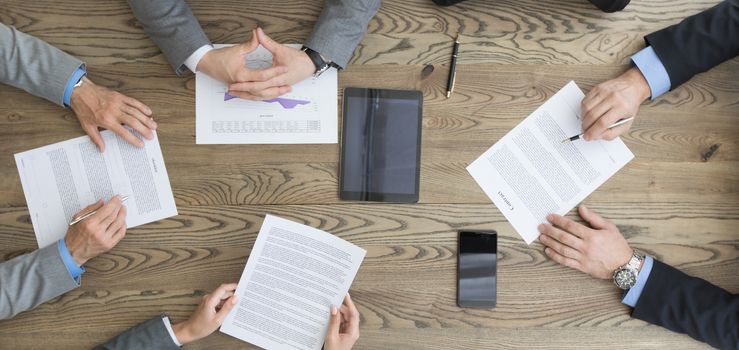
[0,0,737,349]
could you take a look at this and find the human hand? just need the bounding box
[580,67,651,141]
[324,294,360,350]
[64,195,127,266]
[70,77,156,152]
[172,283,239,345]
[227,27,315,101]
[538,205,633,279]
[197,28,292,100]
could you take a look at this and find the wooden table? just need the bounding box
[0,0,737,349]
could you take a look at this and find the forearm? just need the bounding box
[0,23,83,106]
[0,244,79,320]
[92,316,180,350]
[645,0,739,89]
[305,0,381,68]
[126,0,211,74]
[631,260,739,349]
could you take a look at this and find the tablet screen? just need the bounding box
[340,88,423,202]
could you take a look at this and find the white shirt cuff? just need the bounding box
[161,316,183,347]
[183,45,214,73]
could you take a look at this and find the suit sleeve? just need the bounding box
[304,0,381,68]
[92,316,180,350]
[645,0,739,89]
[631,259,739,349]
[0,23,84,106]
[0,244,80,320]
[126,0,211,75]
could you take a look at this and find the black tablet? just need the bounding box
[340,88,423,203]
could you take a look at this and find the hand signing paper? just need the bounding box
[580,67,651,141]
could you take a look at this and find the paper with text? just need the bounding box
[15,130,178,248]
[467,81,634,244]
[196,44,338,144]
[220,214,366,350]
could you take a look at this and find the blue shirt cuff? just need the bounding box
[57,239,85,281]
[631,46,671,100]
[62,65,87,107]
[621,255,654,307]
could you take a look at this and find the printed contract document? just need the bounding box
[196,44,338,144]
[221,215,366,350]
[467,81,634,244]
[15,131,178,248]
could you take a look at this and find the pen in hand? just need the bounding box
[69,196,129,226]
[561,117,634,143]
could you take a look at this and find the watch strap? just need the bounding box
[301,46,339,77]
[625,251,644,271]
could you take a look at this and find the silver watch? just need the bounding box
[613,251,644,290]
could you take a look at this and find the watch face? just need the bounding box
[614,268,637,289]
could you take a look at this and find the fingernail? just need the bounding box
[331,306,338,315]
[546,214,554,221]
[537,224,546,232]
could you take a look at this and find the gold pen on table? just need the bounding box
[561,117,634,144]
[69,196,129,226]
[445,33,461,98]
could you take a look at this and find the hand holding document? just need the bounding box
[220,215,366,350]
[467,81,634,244]
[15,130,178,248]
[196,44,338,144]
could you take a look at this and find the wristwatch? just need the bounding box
[613,251,644,290]
[73,75,85,89]
[301,46,339,78]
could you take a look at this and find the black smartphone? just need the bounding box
[457,231,497,308]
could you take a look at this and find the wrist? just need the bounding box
[172,321,195,345]
[64,235,89,266]
[624,67,651,102]
[69,77,94,113]
[196,50,215,76]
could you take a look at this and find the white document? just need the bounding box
[15,130,178,248]
[221,214,366,350]
[196,44,338,144]
[467,81,634,244]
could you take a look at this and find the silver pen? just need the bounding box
[69,196,129,226]
[562,117,634,143]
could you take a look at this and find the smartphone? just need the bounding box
[457,231,497,308]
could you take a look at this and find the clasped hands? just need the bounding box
[196,27,315,101]
[71,27,311,152]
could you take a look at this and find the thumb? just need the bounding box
[326,306,341,338]
[74,199,104,219]
[256,27,280,52]
[215,295,238,323]
[84,125,106,152]
[241,29,259,53]
[578,205,610,230]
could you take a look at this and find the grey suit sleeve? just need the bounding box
[0,243,80,320]
[305,0,381,68]
[0,23,84,106]
[126,0,211,75]
[93,316,180,350]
